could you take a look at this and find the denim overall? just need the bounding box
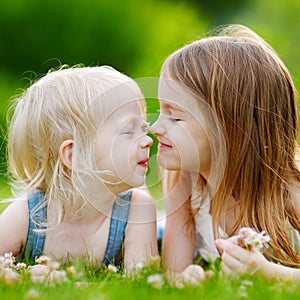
[22,190,132,265]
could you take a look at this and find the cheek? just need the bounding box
[192,128,212,171]
[177,139,201,169]
[173,126,200,153]
[161,127,199,169]
[177,125,210,169]
[110,138,136,169]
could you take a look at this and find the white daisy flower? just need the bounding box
[237,227,270,251]
[107,264,118,273]
[147,274,164,289]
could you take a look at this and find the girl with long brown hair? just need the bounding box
[151,24,300,282]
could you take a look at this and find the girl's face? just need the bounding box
[94,88,152,193]
[151,77,211,180]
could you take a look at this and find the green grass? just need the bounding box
[1,267,300,300]
[1,178,300,299]
[0,177,11,213]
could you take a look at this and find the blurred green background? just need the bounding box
[0,0,300,200]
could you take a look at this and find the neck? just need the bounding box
[77,186,118,220]
[76,181,133,220]
[105,181,132,195]
[49,187,119,227]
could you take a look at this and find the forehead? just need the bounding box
[158,76,215,126]
[104,81,144,110]
[103,95,145,130]
[158,77,198,112]
[89,81,145,119]
[96,102,143,139]
[109,99,144,119]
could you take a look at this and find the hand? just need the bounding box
[28,264,68,285]
[28,264,51,283]
[181,264,205,286]
[168,264,205,288]
[215,238,269,276]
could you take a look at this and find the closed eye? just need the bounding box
[121,127,134,135]
[169,116,182,122]
[121,122,135,135]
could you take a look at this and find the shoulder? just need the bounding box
[131,187,155,205]
[128,187,156,223]
[0,196,28,217]
[0,196,29,255]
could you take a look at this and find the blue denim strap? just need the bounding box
[23,190,47,264]
[102,190,132,265]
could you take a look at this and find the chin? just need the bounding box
[122,174,145,189]
[157,156,180,170]
[131,178,146,188]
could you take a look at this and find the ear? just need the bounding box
[59,139,73,170]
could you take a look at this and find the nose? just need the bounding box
[140,134,153,149]
[150,117,165,136]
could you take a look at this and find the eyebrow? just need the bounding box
[160,102,185,113]
[119,115,144,127]
[127,115,144,122]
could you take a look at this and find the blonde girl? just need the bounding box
[0,66,157,271]
[151,24,300,281]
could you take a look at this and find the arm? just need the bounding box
[0,198,28,256]
[123,188,158,271]
[162,171,195,274]
[215,238,300,281]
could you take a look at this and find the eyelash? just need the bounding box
[122,121,150,135]
[168,116,182,122]
[159,109,182,122]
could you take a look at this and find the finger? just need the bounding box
[220,261,232,275]
[30,275,45,283]
[226,236,238,244]
[215,239,224,255]
[28,265,48,270]
[204,270,215,279]
[189,267,205,282]
[28,266,45,276]
[28,265,50,276]
[222,251,246,275]
[182,273,199,286]
[182,272,203,286]
[216,239,250,260]
[182,265,205,285]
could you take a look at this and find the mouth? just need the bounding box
[137,158,149,168]
[159,141,173,149]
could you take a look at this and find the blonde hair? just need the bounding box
[7,65,144,227]
[163,24,300,265]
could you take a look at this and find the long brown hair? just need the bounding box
[163,24,300,265]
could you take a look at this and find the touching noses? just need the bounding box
[140,134,153,149]
[150,116,165,136]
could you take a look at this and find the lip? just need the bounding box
[137,158,149,168]
[158,141,173,149]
